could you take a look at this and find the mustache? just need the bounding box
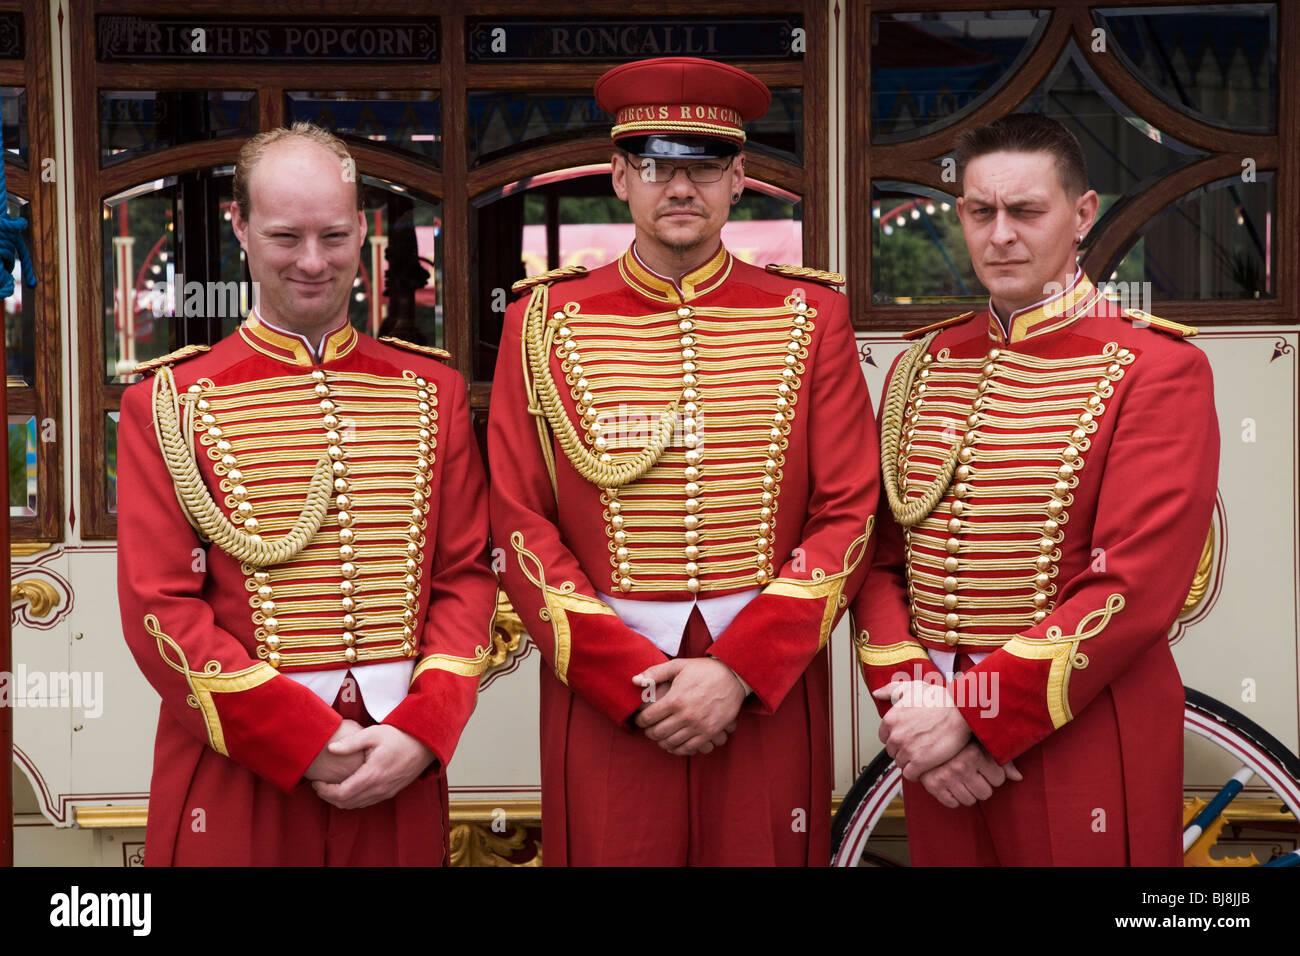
[656,202,704,217]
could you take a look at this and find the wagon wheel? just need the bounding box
[831,688,1300,867]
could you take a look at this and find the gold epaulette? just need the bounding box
[133,344,210,375]
[765,263,845,287]
[1122,309,1198,338]
[511,265,588,295]
[902,312,974,341]
[379,336,452,361]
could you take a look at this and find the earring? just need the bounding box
[1076,234,1083,244]
[732,193,741,205]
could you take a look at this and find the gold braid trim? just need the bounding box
[880,330,960,528]
[763,517,875,649]
[520,286,560,499]
[523,284,680,489]
[855,634,932,668]
[150,366,335,567]
[999,593,1125,728]
[145,613,277,756]
[510,531,617,684]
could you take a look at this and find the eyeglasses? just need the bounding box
[625,153,735,184]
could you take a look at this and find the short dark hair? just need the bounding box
[954,114,1089,197]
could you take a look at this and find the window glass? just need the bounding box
[1105,175,1275,300]
[286,91,442,165]
[8,414,35,517]
[100,91,256,166]
[1094,4,1276,133]
[871,10,1048,141]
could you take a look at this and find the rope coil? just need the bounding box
[880,330,963,528]
[523,283,680,489]
[150,367,334,566]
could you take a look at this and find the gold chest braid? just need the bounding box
[882,339,1135,648]
[527,287,814,596]
[169,368,437,671]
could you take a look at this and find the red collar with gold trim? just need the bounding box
[988,273,1103,345]
[618,243,734,305]
[239,314,358,367]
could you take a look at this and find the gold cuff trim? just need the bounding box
[854,633,932,668]
[145,614,278,756]
[999,593,1125,728]
[510,531,617,683]
[764,517,874,649]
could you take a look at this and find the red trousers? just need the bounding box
[162,681,447,866]
[902,686,1180,866]
[541,608,828,866]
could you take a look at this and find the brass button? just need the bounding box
[619,577,632,593]
[944,630,959,647]
[344,647,358,664]
[945,612,960,629]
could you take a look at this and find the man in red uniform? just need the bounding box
[117,123,498,865]
[489,57,879,866]
[853,113,1219,865]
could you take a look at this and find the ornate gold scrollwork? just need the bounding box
[487,591,527,672]
[11,578,59,619]
[448,822,541,867]
[1181,524,1215,618]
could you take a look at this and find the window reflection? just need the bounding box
[286,91,442,165]
[102,178,180,380]
[871,11,1047,141]
[100,91,256,166]
[106,412,119,515]
[8,414,35,517]
[4,195,34,385]
[1,86,27,164]
[871,182,975,305]
[1107,175,1275,300]
[352,176,444,348]
[1095,4,1277,133]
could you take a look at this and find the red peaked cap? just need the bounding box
[595,57,771,150]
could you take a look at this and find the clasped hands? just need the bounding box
[873,679,1021,808]
[303,719,435,810]
[631,658,747,757]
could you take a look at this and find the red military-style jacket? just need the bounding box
[853,274,1219,796]
[488,244,880,723]
[117,317,498,807]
